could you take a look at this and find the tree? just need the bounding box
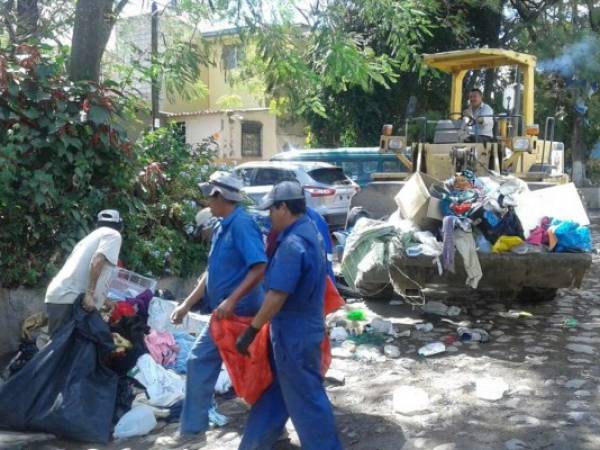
[510,1,600,186]
[69,0,129,82]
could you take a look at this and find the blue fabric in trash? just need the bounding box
[484,210,501,228]
[551,219,592,253]
[166,398,229,427]
[166,331,196,374]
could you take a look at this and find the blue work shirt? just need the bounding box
[265,214,326,335]
[205,207,267,316]
[306,208,334,280]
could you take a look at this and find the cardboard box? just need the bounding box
[515,182,590,238]
[395,172,442,227]
[426,196,444,220]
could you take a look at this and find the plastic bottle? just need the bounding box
[415,323,434,332]
[418,342,446,356]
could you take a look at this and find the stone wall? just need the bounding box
[0,287,46,357]
[0,277,198,358]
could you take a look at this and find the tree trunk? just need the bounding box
[68,0,117,82]
[571,115,587,186]
[16,0,38,41]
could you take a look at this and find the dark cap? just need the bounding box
[257,181,305,210]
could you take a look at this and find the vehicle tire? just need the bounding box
[517,287,558,303]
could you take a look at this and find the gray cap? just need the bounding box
[97,209,122,224]
[257,181,305,210]
[199,171,244,202]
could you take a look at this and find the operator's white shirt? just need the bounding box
[464,102,494,138]
[45,226,122,307]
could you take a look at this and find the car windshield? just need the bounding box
[308,168,350,185]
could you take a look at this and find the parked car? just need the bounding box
[270,147,410,187]
[232,161,359,229]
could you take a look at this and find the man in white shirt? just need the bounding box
[45,209,123,335]
[463,88,494,143]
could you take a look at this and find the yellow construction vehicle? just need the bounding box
[378,48,566,184]
[345,49,591,302]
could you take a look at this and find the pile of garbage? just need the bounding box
[0,277,231,443]
[339,172,592,295]
[325,300,495,363]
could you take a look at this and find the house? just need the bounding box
[113,17,306,162]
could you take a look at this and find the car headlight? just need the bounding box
[512,137,530,151]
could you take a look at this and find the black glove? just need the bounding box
[236,325,259,356]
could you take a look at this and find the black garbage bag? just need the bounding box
[108,315,149,376]
[113,376,137,424]
[474,206,524,244]
[0,296,118,443]
[5,340,38,377]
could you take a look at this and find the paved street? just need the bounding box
[15,213,600,450]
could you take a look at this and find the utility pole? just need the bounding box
[151,0,159,130]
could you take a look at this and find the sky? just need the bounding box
[109,0,314,48]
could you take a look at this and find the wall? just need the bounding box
[174,108,291,162]
[0,287,46,357]
[0,277,199,358]
[205,36,263,110]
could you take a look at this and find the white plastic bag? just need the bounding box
[214,366,232,394]
[113,405,157,439]
[131,354,185,407]
[147,297,208,335]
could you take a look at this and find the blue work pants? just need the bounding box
[179,324,222,435]
[239,321,343,450]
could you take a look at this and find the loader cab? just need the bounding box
[378,49,566,184]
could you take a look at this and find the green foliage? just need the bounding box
[0,44,133,286]
[123,124,216,279]
[0,46,215,287]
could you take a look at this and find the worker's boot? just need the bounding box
[155,431,206,449]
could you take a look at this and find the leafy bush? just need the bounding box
[0,46,214,287]
[0,45,133,286]
[122,125,216,278]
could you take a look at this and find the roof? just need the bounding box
[202,26,243,38]
[422,48,536,73]
[272,147,381,158]
[161,107,269,118]
[234,160,337,171]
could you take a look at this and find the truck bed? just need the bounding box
[389,251,592,290]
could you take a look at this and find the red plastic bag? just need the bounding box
[110,301,136,324]
[210,315,273,404]
[320,335,332,376]
[324,276,345,316]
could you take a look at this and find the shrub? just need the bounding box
[0,46,214,287]
[122,124,216,278]
[0,45,134,286]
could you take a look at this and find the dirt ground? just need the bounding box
[5,213,600,450]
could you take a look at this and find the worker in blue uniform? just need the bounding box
[266,206,334,280]
[236,181,344,450]
[306,207,335,280]
[156,171,267,449]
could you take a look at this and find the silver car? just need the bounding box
[232,161,359,228]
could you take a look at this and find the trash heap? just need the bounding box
[325,298,495,365]
[0,271,231,443]
[339,171,593,296]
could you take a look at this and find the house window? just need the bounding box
[241,121,262,157]
[222,45,243,70]
[174,121,186,144]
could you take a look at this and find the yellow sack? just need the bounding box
[492,235,524,253]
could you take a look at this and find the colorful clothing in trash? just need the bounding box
[144,330,179,367]
[179,206,267,435]
[239,214,343,450]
